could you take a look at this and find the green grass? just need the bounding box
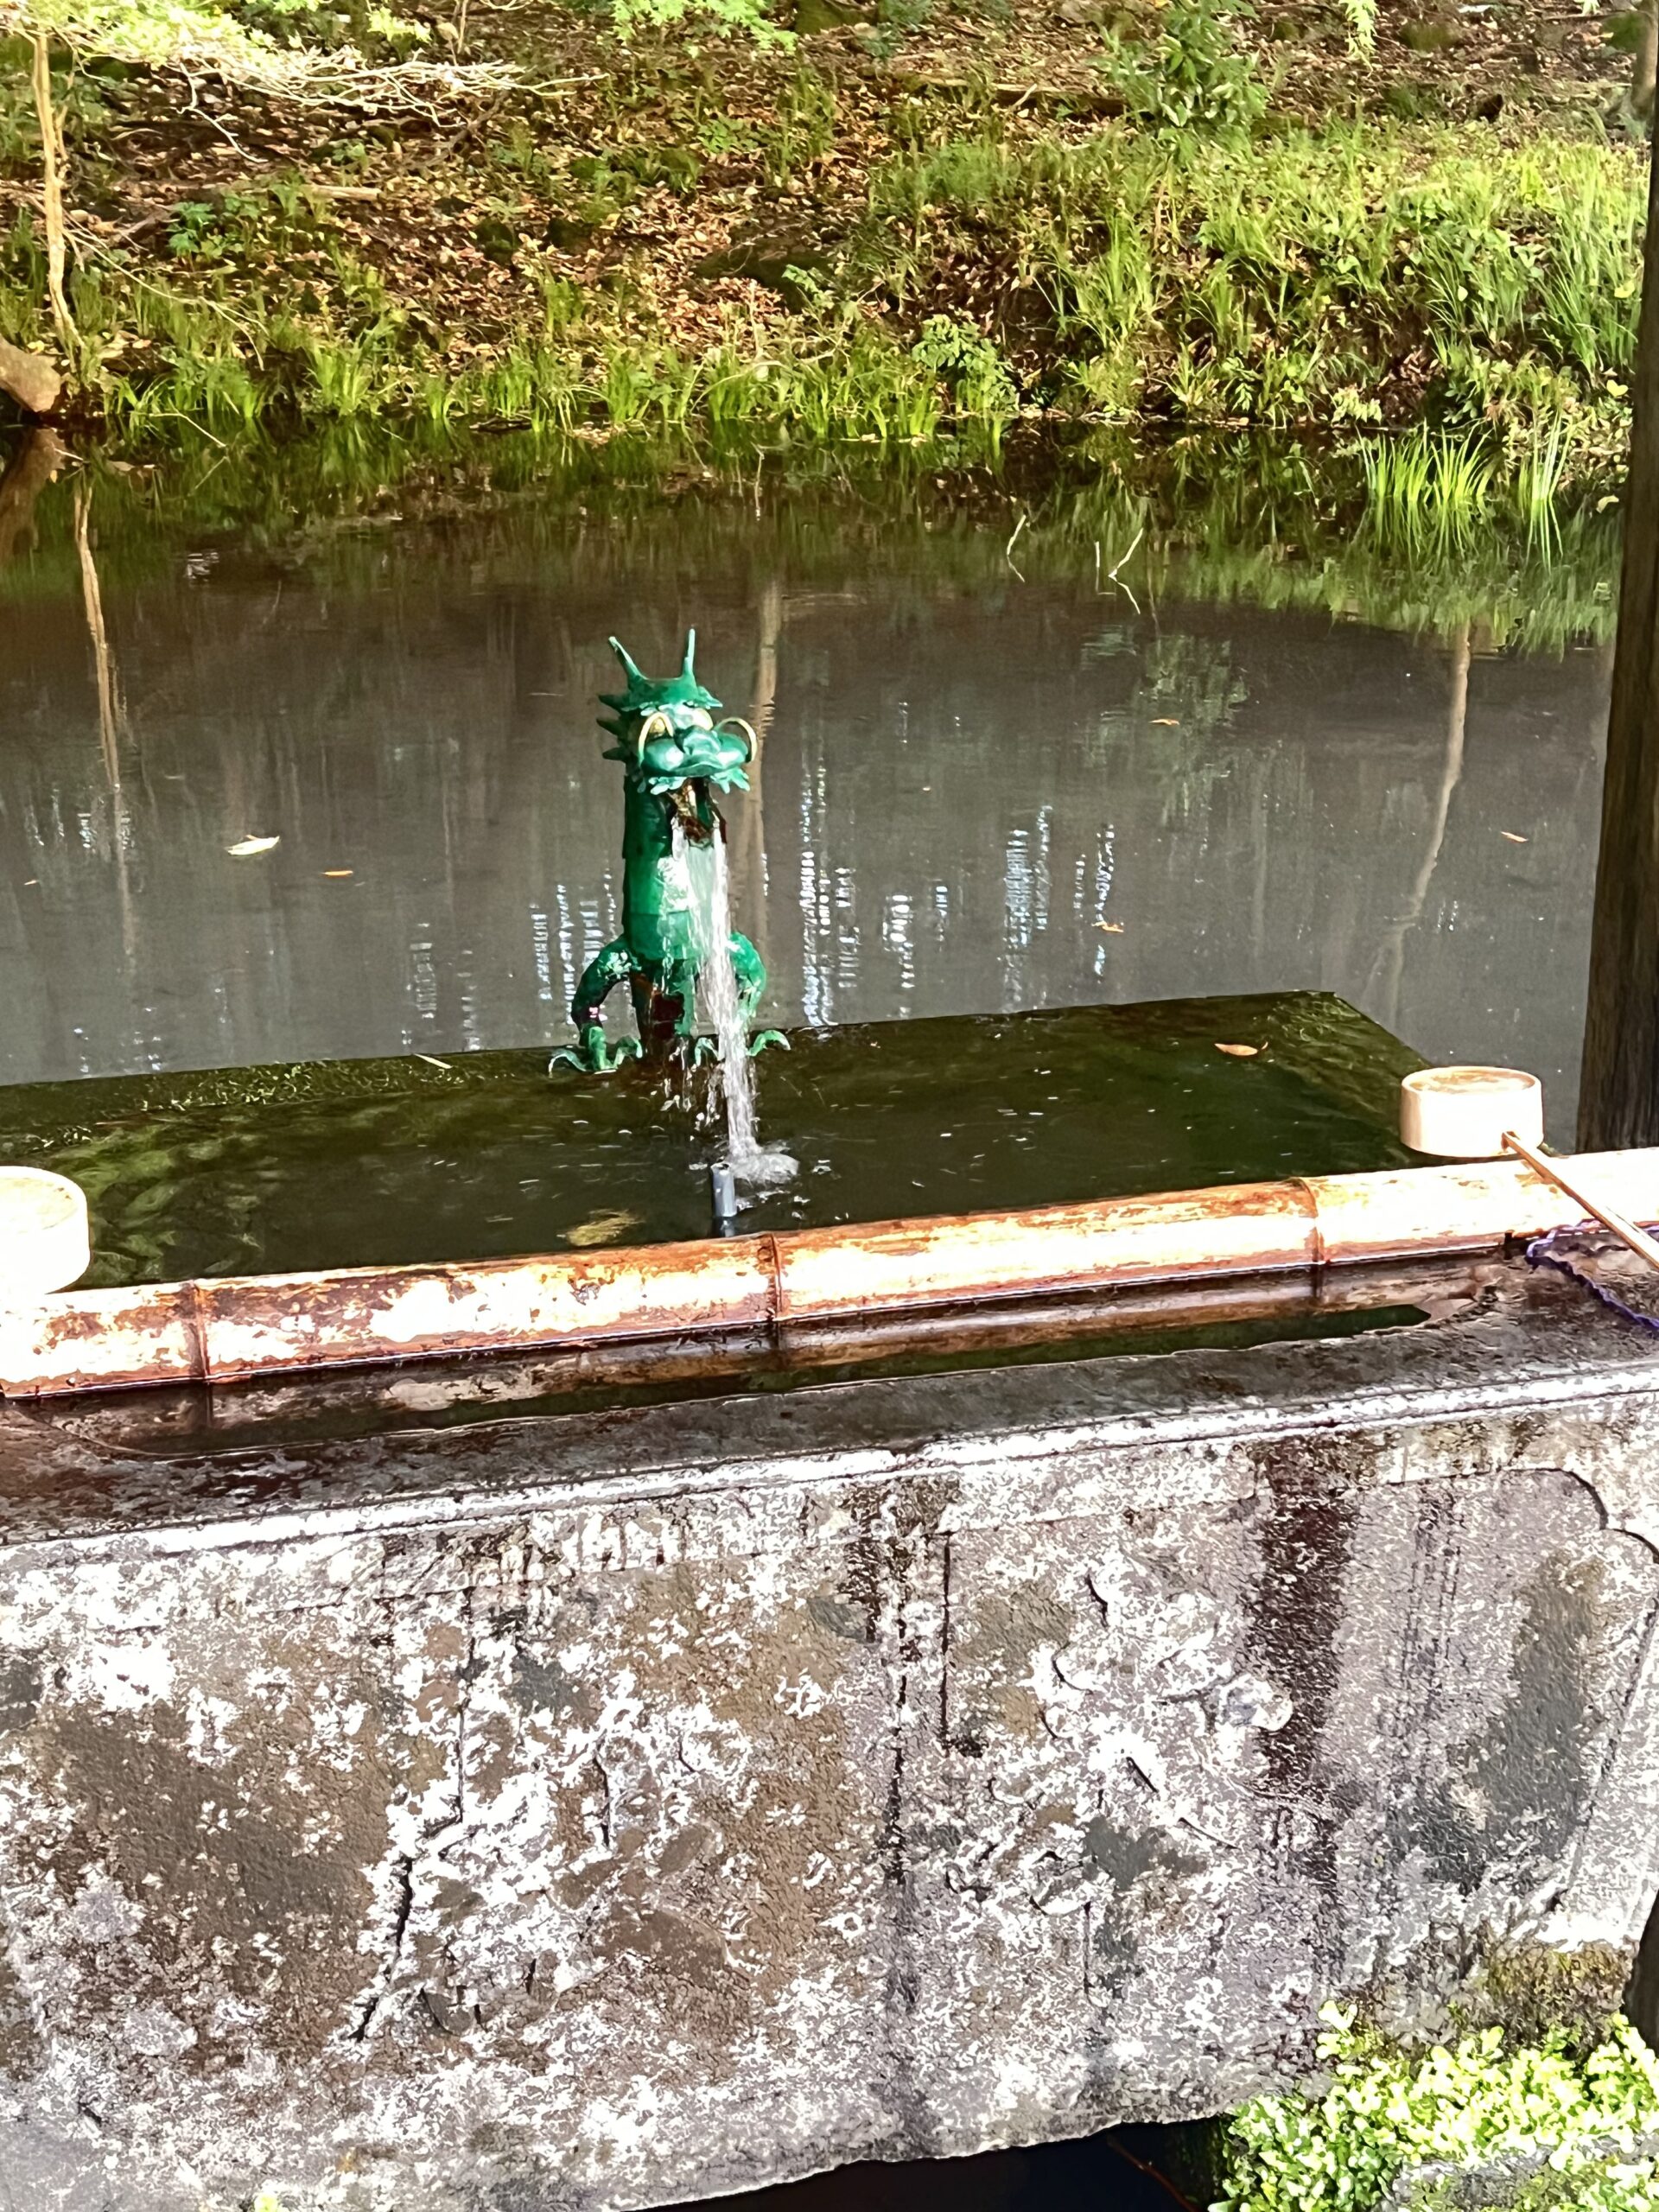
[860,119,1643,452]
[1359,426,1497,547]
[0,104,1642,466]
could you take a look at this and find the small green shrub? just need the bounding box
[1340,0,1376,56]
[911,312,1019,420]
[1097,0,1270,135]
[608,0,793,42]
[167,200,227,261]
[1607,6,1649,54]
[1216,2008,1659,2212]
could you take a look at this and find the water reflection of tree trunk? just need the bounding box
[733,578,779,976]
[1367,621,1471,1033]
[0,428,64,569]
[74,476,127,782]
[73,475,136,970]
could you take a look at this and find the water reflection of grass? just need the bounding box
[0,422,1622,656]
[1085,632,1249,825]
[1166,501,1618,657]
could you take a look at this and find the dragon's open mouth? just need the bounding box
[648,763,750,801]
[634,709,756,800]
[663,779,719,840]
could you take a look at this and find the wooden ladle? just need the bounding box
[1401,1065,1659,1274]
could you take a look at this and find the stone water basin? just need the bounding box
[0,990,1418,1290]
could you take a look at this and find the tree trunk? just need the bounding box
[29,32,79,362]
[1578,143,1659,1149]
[1637,0,1659,119]
[1637,0,1659,118]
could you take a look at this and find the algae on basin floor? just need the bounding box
[0,992,1419,1287]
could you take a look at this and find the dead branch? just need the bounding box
[29,29,79,359]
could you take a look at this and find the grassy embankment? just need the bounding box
[0,3,1647,481]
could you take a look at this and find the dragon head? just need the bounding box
[599,632,753,798]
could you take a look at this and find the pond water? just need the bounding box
[0,435,1614,1149]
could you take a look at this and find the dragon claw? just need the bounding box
[690,1030,786,1065]
[550,1030,643,1077]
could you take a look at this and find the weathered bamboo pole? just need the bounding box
[5,1149,1657,1397]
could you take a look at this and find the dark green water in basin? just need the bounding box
[0,988,1418,1289]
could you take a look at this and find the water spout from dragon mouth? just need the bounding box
[701,827,797,1193]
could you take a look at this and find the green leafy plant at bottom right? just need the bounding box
[1215,2006,1659,2212]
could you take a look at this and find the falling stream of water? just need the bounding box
[701,823,796,1190]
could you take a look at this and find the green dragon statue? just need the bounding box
[550,632,785,1074]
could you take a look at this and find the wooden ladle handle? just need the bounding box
[1503,1130,1659,1274]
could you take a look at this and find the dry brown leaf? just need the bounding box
[567,1209,644,1249]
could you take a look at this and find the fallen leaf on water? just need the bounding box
[1216,1042,1262,1058]
[226,835,280,857]
[1096,920,1125,933]
[567,1208,644,1249]
[1151,717,1181,727]
[1500,831,1529,844]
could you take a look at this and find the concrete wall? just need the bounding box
[3,1259,1659,2210]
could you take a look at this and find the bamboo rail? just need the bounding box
[3,1147,1656,1399]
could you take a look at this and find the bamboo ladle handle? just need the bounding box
[1502,1130,1659,1274]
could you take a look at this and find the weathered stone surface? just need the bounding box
[3,1258,1659,2209]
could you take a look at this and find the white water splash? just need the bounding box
[701,824,795,1189]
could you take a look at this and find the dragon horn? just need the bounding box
[609,637,645,685]
[681,629,697,681]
